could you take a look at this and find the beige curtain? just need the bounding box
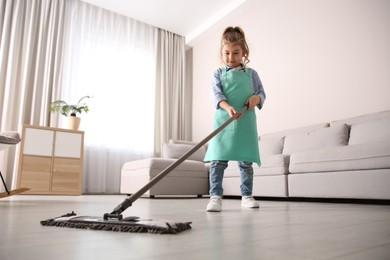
[0,0,192,193]
[154,29,191,155]
[59,0,158,193]
[0,0,66,189]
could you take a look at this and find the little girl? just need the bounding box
[204,26,266,212]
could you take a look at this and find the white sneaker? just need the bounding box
[241,196,259,208]
[206,196,222,212]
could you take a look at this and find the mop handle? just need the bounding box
[105,104,248,219]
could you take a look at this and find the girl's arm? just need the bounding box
[251,69,266,110]
[212,69,240,118]
[211,69,227,109]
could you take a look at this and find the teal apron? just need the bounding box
[204,67,261,165]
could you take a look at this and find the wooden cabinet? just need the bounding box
[17,125,84,195]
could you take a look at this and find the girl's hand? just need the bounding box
[219,100,241,119]
[226,106,240,119]
[246,95,261,110]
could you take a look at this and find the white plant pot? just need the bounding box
[67,116,81,130]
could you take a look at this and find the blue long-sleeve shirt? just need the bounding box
[211,65,266,109]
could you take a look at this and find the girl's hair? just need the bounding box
[220,26,250,65]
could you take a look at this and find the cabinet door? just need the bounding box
[20,156,52,191]
[54,131,83,158]
[51,158,82,194]
[23,128,54,156]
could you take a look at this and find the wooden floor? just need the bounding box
[1,195,390,260]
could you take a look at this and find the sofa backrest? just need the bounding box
[259,110,390,158]
[330,110,390,127]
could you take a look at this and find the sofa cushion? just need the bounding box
[259,137,284,157]
[162,143,206,162]
[283,124,349,155]
[261,123,329,140]
[289,141,390,173]
[0,131,21,144]
[348,118,390,145]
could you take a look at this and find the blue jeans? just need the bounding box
[209,160,254,196]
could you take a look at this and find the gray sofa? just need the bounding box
[120,110,390,201]
[224,110,390,200]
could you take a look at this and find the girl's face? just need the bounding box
[222,43,245,68]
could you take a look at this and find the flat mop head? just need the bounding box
[41,212,192,234]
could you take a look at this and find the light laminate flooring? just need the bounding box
[1,195,390,260]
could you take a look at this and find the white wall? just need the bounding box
[191,0,390,141]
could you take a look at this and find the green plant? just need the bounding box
[50,96,91,117]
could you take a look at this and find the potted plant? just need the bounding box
[49,96,91,130]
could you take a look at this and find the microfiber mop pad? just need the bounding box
[41,212,191,234]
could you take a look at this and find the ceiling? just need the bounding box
[81,0,247,46]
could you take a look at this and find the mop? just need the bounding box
[41,106,248,234]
